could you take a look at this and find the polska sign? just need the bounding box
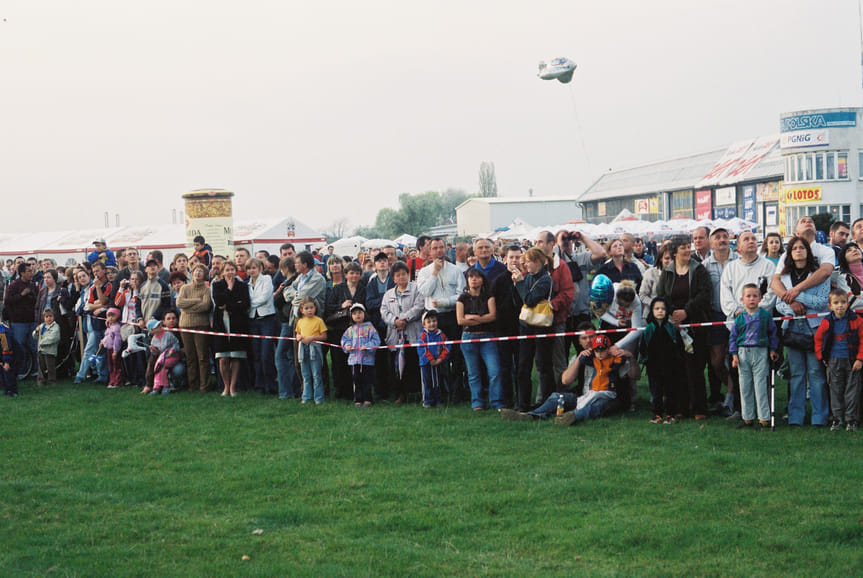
[784,187,822,204]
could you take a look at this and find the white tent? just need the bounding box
[393,233,417,248]
[0,217,326,264]
[361,238,397,250]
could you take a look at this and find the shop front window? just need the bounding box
[785,151,849,183]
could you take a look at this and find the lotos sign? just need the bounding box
[784,187,822,204]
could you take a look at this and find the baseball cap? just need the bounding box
[591,334,611,351]
[93,237,107,245]
[349,303,366,313]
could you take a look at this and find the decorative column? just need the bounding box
[182,189,235,258]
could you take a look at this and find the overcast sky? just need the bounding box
[2,0,861,235]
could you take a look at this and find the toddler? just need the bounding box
[417,310,449,408]
[33,308,61,385]
[295,296,328,404]
[100,307,124,388]
[340,303,381,406]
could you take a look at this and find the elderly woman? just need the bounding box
[776,237,831,427]
[211,260,250,396]
[246,257,277,395]
[176,263,213,392]
[655,236,712,419]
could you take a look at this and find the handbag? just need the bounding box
[519,278,554,328]
[782,318,814,350]
[326,308,350,324]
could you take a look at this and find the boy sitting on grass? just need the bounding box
[814,289,863,432]
[500,334,637,425]
[729,283,779,431]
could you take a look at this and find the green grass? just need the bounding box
[2,378,863,577]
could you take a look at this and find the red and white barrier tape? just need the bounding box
[127,310,827,351]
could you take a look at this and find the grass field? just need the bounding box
[2,377,863,577]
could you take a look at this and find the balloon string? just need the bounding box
[568,84,593,177]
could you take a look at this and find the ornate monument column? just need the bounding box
[182,189,235,258]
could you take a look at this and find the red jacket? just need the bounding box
[814,311,863,363]
[549,255,574,325]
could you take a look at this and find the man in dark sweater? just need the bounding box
[4,262,38,378]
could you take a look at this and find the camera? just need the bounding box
[563,231,582,246]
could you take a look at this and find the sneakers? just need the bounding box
[830,418,843,432]
[554,411,577,426]
[663,415,676,424]
[847,421,858,432]
[725,410,742,422]
[500,408,534,422]
[694,414,708,421]
[737,420,754,429]
[649,415,663,424]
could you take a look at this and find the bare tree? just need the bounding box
[478,161,497,197]
[323,217,350,242]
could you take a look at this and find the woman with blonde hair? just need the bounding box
[512,247,554,411]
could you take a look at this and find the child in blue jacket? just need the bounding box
[417,310,449,408]
[341,304,381,406]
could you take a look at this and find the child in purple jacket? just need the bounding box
[100,307,124,388]
[341,304,381,407]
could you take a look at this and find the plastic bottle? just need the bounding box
[556,394,565,416]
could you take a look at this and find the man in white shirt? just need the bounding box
[720,231,777,418]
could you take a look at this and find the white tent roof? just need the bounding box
[0,217,324,258]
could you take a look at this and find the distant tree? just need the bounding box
[478,161,497,198]
[355,189,472,238]
[323,218,349,242]
[812,212,834,236]
[354,225,379,238]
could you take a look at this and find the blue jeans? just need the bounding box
[461,331,504,409]
[529,391,619,423]
[249,315,277,394]
[11,322,36,375]
[299,343,324,403]
[76,327,107,382]
[276,322,299,399]
[786,347,829,426]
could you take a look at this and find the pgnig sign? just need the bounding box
[780,129,829,149]
[784,187,822,204]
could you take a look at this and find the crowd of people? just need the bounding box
[1,219,861,432]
